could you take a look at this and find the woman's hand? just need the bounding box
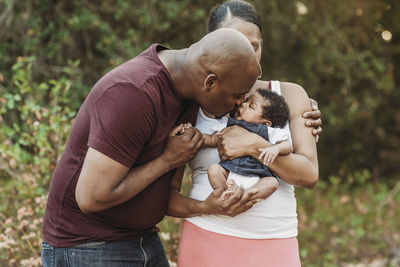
[303,98,322,142]
[217,125,270,161]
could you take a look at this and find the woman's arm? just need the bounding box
[218,82,318,188]
[270,82,319,187]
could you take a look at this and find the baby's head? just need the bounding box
[234,88,289,127]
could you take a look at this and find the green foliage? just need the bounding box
[0,57,77,265]
[297,173,400,266]
[253,0,400,181]
[0,0,211,94]
[0,0,400,265]
[2,0,399,182]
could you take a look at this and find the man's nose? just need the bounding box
[235,97,244,107]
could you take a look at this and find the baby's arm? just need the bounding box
[259,140,293,166]
[275,139,293,155]
[247,176,279,200]
[202,132,219,148]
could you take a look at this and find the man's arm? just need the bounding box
[167,165,259,218]
[75,125,203,213]
[167,185,259,218]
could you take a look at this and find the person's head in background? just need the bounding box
[208,0,263,62]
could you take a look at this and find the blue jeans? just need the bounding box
[41,233,169,267]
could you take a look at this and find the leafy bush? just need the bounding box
[0,57,77,266]
[1,0,400,265]
[297,173,400,266]
[1,0,399,182]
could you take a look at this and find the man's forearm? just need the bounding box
[167,185,260,218]
[77,151,174,213]
[107,156,174,205]
[167,189,207,218]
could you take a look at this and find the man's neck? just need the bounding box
[158,49,192,100]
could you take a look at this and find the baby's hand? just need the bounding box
[259,146,280,166]
[176,123,192,135]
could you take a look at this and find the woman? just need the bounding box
[168,1,320,266]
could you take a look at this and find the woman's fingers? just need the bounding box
[305,118,322,127]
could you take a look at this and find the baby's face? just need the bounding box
[233,92,267,124]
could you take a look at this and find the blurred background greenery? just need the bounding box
[0,0,399,266]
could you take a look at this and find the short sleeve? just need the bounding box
[269,127,290,145]
[88,83,156,167]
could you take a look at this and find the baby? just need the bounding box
[204,89,293,200]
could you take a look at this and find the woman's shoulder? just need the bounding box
[253,80,309,105]
[278,82,310,107]
[279,82,307,95]
[251,80,269,91]
[252,80,307,94]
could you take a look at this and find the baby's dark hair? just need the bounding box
[256,88,289,128]
[208,0,262,34]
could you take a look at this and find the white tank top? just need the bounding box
[186,81,298,239]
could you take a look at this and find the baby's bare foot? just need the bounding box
[219,180,238,200]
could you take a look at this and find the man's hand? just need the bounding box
[201,182,258,217]
[161,123,203,169]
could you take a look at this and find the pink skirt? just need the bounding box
[178,220,301,267]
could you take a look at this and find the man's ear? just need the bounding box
[204,74,218,92]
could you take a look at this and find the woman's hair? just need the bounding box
[208,0,262,34]
[256,88,289,128]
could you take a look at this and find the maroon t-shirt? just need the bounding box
[42,44,199,247]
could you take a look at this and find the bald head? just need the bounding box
[179,28,260,116]
[192,28,260,82]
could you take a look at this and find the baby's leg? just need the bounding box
[248,176,279,200]
[208,163,229,190]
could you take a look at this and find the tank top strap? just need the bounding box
[270,80,281,95]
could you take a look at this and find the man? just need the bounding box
[41,28,260,266]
